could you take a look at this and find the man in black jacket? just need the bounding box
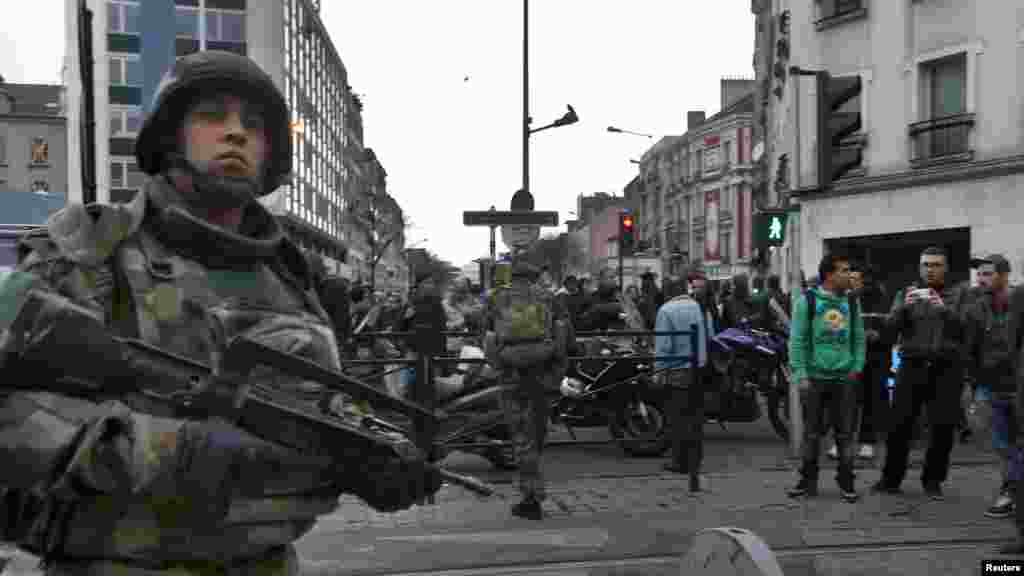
[874,246,969,500]
[963,255,1023,522]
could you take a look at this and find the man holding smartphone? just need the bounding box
[874,246,969,500]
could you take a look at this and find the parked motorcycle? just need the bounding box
[708,318,792,440]
[556,336,669,457]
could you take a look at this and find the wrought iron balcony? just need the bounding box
[909,113,975,168]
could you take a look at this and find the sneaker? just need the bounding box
[787,478,818,498]
[924,484,944,501]
[870,480,903,495]
[511,498,543,520]
[857,444,875,459]
[827,445,838,459]
[839,484,860,503]
[986,493,1015,519]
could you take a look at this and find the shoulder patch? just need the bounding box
[46,199,145,267]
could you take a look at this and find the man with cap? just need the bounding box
[0,51,440,575]
[963,255,1024,524]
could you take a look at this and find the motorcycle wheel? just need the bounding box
[607,386,670,457]
[764,365,791,441]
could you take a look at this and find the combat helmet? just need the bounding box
[135,50,291,196]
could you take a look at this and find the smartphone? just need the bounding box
[910,288,932,301]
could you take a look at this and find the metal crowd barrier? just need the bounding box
[346,306,703,492]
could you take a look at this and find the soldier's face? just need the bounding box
[181,93,269,182]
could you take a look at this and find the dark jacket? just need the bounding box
[965,286,1024,397]
[722,287,754,329]
[887,281,969,361]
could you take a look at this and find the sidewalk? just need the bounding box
[297,463,1017,575]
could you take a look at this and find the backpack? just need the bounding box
[491,276,558,368]
[803,288,859,360]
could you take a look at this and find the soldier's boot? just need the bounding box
[511,497,543,520]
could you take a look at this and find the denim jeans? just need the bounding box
[975,386,1013,453]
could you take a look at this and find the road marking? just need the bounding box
[375,526,610,548]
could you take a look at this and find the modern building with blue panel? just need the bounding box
[62,0,390,281]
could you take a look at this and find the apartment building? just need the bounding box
[761,0,1024,289]
[634,79,757,281]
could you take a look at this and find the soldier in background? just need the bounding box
[485,190,569,520]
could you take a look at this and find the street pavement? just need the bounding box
[0,420,1012,575]
[292,421,1013,575]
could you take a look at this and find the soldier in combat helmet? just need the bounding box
[0,51,439,575]
[484,190,570,520]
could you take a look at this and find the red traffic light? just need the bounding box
[622,216,633,228]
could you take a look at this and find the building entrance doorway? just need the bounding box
[825,227,971,297]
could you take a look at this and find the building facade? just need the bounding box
[634,79,757,281]
[0,81,67,195]
[761,0,1024,290]
[63,0,406,285]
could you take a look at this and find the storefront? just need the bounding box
[799,171,1024,289]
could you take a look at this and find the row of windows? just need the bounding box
[109,56,141,87]
[0,134,50,165]
[110,108,143,138]
[175,7,245,42]
[283,0,354,240]
[110,159,145,190]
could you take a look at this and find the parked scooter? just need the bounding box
[556,336,668,457]
[708,317,792,440]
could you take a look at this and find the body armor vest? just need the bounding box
[35,187,346,573]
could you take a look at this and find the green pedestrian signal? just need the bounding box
[755,210,788,248]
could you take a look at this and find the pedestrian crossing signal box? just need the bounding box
[754,210,788,249]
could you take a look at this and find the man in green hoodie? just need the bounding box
[786,251,866,503]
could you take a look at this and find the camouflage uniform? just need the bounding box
[0,51,437,575]
[486,261,567,509]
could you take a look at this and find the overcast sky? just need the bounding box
[1,1,755,269]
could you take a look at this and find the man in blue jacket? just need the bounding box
[657,275,711,476]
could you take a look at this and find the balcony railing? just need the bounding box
[815,0,867,31]
[909,113,975,168]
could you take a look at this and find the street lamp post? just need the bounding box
[522,0,578,196]
[607,126,655,139]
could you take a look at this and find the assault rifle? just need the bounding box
[3,288,493,497]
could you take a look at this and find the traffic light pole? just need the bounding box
[618,239,624,293]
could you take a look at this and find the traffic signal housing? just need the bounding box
[816,72,863,188]
[754,209,788,251]
[619,211,635,256]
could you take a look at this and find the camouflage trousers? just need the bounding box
[500,367,552,502]
[42,544,301,576]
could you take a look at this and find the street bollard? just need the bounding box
[679,527,785,576]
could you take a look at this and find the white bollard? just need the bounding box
[679,527,785,576]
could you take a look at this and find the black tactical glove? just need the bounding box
[346,435,442,513]
[179,418,333,508]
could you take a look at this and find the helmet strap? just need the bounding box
[164,152,260,213]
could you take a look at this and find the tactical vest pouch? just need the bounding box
[493,280,550,344]
[498,341,557,369]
